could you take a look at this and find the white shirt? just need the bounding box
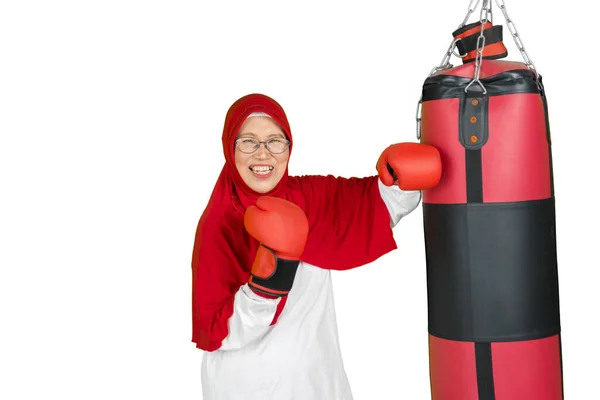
[201,181,421,400]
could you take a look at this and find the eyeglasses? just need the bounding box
[235,137,290,154]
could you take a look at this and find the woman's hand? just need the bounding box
[244,196,309,297]
[376,142,442,190]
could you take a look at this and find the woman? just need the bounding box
[191,93,441,399]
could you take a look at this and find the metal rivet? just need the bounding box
[470,116,477,123]
[472,99,479,106]
[470,135,478,143]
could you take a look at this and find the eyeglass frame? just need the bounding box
[234,137,291,154]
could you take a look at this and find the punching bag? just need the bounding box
[418,2,564,399]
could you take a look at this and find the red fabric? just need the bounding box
[191,93,397,351]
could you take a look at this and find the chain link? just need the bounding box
[431,0,482,76]
[465,0,491,93]
[494,0,539,80]
[462,0,482,29]
[417,1,482,139]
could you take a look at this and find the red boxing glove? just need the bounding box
[377,142,442,190]
[244,196,309,297]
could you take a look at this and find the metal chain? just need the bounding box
[462,0,483,29]
[417,0,481,139]
[465,0,491,93]
[494,0,539,80]
[432,0,482,76]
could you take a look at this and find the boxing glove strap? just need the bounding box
[249,247,300,297]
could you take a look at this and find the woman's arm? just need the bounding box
[193,265,282,352]
[193,198,306,352]
[377,179,421,227]
[214,284,281,351]
[289,174,398,271]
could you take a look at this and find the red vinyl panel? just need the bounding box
[483,93,551,202]
[429,335,479,400]
[492,335,563,400]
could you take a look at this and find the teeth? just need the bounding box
[251,166,273,174]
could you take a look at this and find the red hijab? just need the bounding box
[191,93,397,351]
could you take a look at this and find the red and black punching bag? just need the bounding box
[418,3,564,399]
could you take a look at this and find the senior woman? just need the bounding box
[191,93,441,399]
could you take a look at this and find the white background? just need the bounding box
[1,0,598,399]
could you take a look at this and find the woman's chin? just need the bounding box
[247,175,280,193]
[250,182,275,193]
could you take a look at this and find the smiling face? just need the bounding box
[234,116,290,194]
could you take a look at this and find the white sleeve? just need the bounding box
[378,179,422,227]
[218,283,281,351]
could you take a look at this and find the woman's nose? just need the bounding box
[253,143,270,158]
